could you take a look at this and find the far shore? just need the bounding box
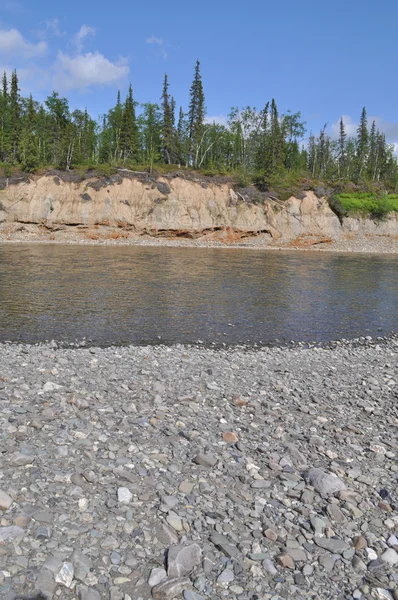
[1,225,398,254]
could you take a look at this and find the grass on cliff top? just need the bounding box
[336,192,398,218]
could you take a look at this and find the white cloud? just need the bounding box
[54,51,129,91]
[330,115,357,139]
[39,18,66,39]
[0,28,47,58]
[205,115,228,127]
[73,25,96,52]
[146,34,167,59]
[330,114,398,155]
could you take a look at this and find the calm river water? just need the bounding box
[0,244,397,346]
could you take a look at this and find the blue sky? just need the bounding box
[1,0,398,146]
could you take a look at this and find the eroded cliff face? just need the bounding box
[0,173,396,243]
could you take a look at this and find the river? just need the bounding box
[0,244,397,345]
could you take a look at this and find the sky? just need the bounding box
[0,0,398,147]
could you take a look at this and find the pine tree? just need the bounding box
[188,60,205,167]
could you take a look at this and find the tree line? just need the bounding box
[0,63,397,188]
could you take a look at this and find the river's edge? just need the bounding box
[0,338,397,600]
[1,228,398,254]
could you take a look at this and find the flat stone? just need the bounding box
[277,554,295,569]
[0,490,12,511]
[166,512,183,532]
[148,567,167,587]
[380,548,398,566]
[192,453,217,468]
[77,586,101,600]
[210,533,240,559]
[222,431,238,443]
[264,528,278,542]
[35,568,56,599]
[71,549,93,582]
[152,577,192,599]
[305,468,347,497]
[183,591,206,600]
[167,543,202,578]
[314,536,349,554]
[179,481,194,494]
[0,526,25,542]
[217,568,235,583]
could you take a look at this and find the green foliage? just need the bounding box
[336,192,398,220]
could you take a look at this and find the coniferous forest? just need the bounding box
[1,61,398,194]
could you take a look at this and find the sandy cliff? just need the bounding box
[0,173,397,244]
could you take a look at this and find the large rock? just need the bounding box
[305,468,347,497]
[167,543,202,578]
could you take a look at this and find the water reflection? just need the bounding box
[0,244,397,345]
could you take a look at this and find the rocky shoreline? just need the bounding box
[0,337,397,599]
[0,225,398,254]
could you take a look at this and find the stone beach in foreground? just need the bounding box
[0,338,397,600]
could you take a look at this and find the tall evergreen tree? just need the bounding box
[338,117,346,177]
[20,94,39,171]
[120,84,138,163]
[9,70,21,162]
[356,107,368,179]
[188,60,205,167]
[161,74,175,164]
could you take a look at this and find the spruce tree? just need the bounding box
[338,117,346,177]
[120,84,138,163]
[161,74,175,164]
[21,94,39,171]
[356,107,368,179]
[188,60,205,167]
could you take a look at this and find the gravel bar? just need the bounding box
[0,338,398,600]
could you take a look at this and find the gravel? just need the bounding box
[0,337,397,599]
[1,224,398,254]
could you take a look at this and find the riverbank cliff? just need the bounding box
[0,171,397,251]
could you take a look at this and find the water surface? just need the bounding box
[0,244,397,345]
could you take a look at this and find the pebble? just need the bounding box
[0,490,12,511]
[0,339,397,599]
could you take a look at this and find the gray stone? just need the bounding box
[152,577,192,599]
[35,568,56,599]
[314,536,348,554]
[380,548,398,566]
[0,526,25,542]
[217,568,235,584]
[305,468,347,497]
[167,543,202,578]
[0,490,12,511]
[192,452,218,468]
[71,549,93,582]
[210,533,241,559]
[77,585,101,600]
[148,567,167,587]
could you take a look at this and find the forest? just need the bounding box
[0,61,398,194]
